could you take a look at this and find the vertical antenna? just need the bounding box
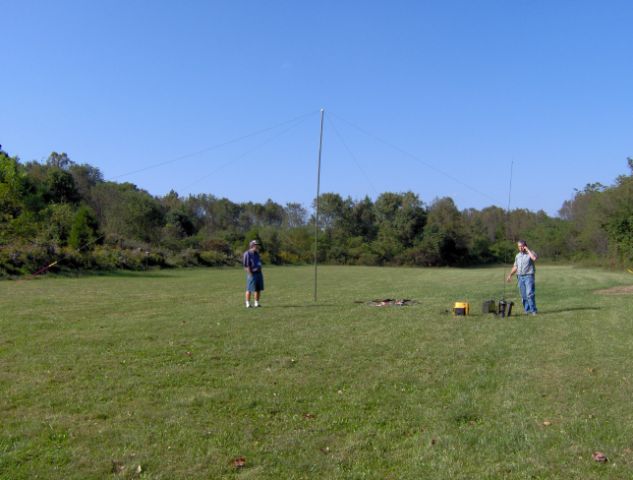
[503,161,514,299]
[314,108,325,302]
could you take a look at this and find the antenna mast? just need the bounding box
[503,161,514,299]
[314,109,325,302]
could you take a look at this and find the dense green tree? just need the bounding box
[209,198,241,232]
[68,205,100,250]
[91,182,163,243]
[262,199,285,227]
[374,191,426,248]
[164,209,195,238]
[279,226,313,264]
[69,163,104,201]
[349,196,377,241]
[559,183,609,258]
[313,193,350,231]
[421,197,469,265]
[259,227,283,265]
[393,192,426,248]
[603,167,633,263]
[0,152,26,220]
[237,199,286,231]
[46,169,80,204]
[40,203,75,247]
[46,152,74,170]
[283,202,307,228]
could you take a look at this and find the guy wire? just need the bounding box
[112,110,320,180]
[326,115,381,197]
[328,111,501,205]
[179,114,312,191]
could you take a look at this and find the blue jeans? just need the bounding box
[517,274,537,313]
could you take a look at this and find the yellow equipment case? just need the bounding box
[452,302,470,316]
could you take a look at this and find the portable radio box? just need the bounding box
[452,302,470,316]
[482,300,497,314]
[498,300,514,317]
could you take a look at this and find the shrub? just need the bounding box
[0,244,56,277]
[167,248,202,268]
[58,247,93,270]
[92,246,119,270]
[199,250,232,266]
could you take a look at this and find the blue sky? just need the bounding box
[2,1,632,216]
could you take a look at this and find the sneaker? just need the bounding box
[254,302,261,308]
[531,312,537,316]
[245,303,251,308]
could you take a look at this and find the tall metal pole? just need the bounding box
[503,160,514,300]
[314,108,325,302]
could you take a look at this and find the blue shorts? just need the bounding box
[246,271,264,292]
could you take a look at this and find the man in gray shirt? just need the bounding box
[506,239,538,315]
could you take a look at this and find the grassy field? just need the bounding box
[2,265,633,479]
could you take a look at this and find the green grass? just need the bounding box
[1,265,633,479]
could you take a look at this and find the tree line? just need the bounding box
[1,148,631,276]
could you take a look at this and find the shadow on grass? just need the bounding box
[92,270,177,279]
[266,304,339,308]
[5,269,179,281]
[541,306,602,314]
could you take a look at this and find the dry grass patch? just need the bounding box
[594,285,633,295]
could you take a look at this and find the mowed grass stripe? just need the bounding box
[1,265,633,479]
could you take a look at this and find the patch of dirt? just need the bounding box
[363,299,416,307]
[594,285,633,295]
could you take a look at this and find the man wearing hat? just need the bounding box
[506,239,538,315]
[243,239,264,308]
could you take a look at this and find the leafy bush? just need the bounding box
[0,244,55,276]
[92,246,120,270]
[167,248,203,268]
[91,246,165,270]
[199,250,233,266]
